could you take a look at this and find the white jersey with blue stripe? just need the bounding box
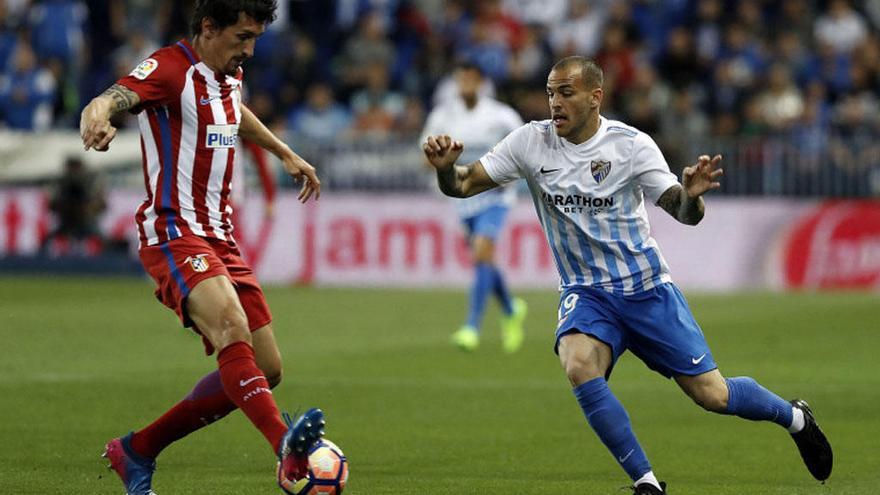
[422,96,522,219]
[480,116,680,294]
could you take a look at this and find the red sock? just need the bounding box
[130,370,236,459]
[217,341,287,453]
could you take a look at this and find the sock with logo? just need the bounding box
[724,376,793,428]
[129,370,237,459]
[466,263,494,330]
[218,341,287,453]
[491,265,514,315]
[574,377,652,481]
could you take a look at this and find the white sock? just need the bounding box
[788,406,806,433]
[634,471,661,490]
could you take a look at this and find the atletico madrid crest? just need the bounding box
[591,160,612,183]
[186,254,210,273]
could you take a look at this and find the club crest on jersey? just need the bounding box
[185,254,210,273]
[591,160,612,183]
[206,124,239,149]
[130,58,158,80]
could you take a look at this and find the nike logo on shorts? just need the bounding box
[240,375,265,387]
[691,354,707,365]
[540,166,561,174]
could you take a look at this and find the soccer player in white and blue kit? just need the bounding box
[423,57,832,493]
[422,62,528,352]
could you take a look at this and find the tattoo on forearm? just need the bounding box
[437,165,467,198]
[657,185,704,225]
[101,84,140,114]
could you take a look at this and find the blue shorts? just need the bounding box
[554,283,717,378]
[462,205,509,241]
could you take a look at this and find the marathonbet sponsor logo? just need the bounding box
[542,191,613,215]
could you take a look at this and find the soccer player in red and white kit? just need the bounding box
[80,1,323,493]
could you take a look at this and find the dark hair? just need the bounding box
[550,56,604,89]
[190,0,278,35]
[454,59,484,77]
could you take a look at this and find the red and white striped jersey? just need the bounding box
[117,39,244,247]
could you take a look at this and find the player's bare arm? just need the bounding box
[80,83,141,152]
[423,134,498,198]
[657,154,723,226]
[238,104,320,203]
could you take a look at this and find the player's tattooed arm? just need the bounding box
[424,135,498,197]
[80,83,139,151]
[657,154,723,225]
[99,83,141,116]
[657,185,705,225]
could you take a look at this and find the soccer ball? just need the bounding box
[284,439,349,495]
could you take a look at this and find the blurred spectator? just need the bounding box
[42,156,106,256]
[335,11,396,91]
[288,83,353,144]
[657,26,703,91]
[456,14,512,82]
[508,24,552,84]
[777,0,815,45]
[756,64,805,132]
[815,0,869,54]
[693,0,723,63]
[111,30,160,80]
[503,0,568,27]
[27,0,87,66]
[351,63,405,139]
[595,22,637,98]
[0,39,56,130]
[548,0,607,57]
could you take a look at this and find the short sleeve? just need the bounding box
[116,49,182,111]
[480,124,531,185]
[632,132,679,204]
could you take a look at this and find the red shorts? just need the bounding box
[139,235,272,354]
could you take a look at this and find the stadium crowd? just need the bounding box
[1,0,880,195]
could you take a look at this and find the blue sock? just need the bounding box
[573,377,652,481]
[491,265,514,315]
[725,376,793,428]
[465,263,494,330]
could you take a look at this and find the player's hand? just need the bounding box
[423,135,464,171]
[282,154,321,203]
[80,100,117,152]
[682,154,723,199]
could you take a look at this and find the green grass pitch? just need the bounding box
[0,277,877,494]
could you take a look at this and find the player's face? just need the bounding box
[456,68,482,101]
[546,66,601,142]
[206,13,266,75]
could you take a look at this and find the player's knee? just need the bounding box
[692,386,728,412]
[562,354,604,387]
[210,300,252,348]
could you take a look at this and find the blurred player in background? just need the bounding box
[421,61,528,353]
[423,56,832,494]
[80,1,325,494]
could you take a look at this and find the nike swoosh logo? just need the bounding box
[540,166,561,174]
[200,96,218,105]
[691,354,707,365]
[240,376,265,387]
[618,449,634,463]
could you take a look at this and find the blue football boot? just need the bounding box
[103,432,157,495]
[277,408,326,494]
